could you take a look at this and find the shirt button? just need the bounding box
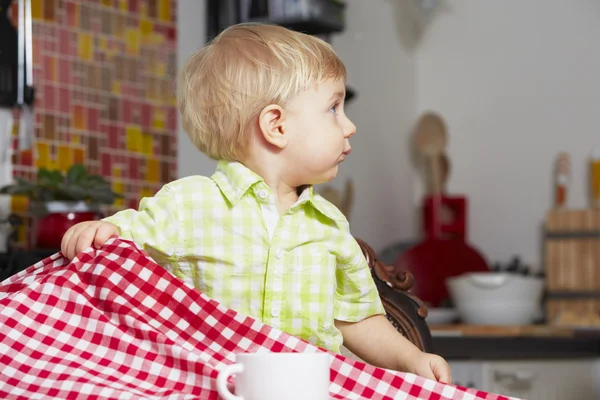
[258,190,267,199]
[271,308,280,317]
[275,248,284,259]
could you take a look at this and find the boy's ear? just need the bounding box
[258,104,287,149]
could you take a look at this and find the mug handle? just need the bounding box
[216,363,244,400]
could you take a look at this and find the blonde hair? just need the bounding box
[177,23,347,161]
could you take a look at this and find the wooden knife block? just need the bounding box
[544,209,600,326]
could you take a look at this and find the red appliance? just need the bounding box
[33,211,98,250]
[394,194,488,307]
[422,195,467,240]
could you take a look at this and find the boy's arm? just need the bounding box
[335,315,420,371]
[102,183,181,258]
[336,316,452,383]
[334,231,452,382]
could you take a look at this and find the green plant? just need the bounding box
[0,164,123,205]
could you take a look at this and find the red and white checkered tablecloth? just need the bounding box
[0,238,515,399]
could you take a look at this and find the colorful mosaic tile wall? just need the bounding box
[8,0,178,221]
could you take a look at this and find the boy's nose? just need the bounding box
[344,118,356,138]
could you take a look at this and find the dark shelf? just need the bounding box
[250,17,344,36]
[206,0,355,101]
[345,86,355,102]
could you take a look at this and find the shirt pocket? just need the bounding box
[294,250,337,329]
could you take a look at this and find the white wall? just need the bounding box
[416,0,600,268]
[177,0,419,251]
[177,1,600,265]
[177,0,217,177]
[331,0,418,250]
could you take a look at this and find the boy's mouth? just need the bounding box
[339,148,352,162]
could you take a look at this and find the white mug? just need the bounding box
[216,352,331,400]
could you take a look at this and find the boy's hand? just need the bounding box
[61,221,120,260]
[409,352,452,384]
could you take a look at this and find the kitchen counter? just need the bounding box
[0,249,58,281]
[431,324,600,360]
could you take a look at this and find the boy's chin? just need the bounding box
[311,167,339,185]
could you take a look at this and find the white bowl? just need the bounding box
[446,272,544,325]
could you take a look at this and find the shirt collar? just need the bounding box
[212,160,264,205]
[212,160,346,222]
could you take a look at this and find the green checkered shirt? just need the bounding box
[103,160,385,352]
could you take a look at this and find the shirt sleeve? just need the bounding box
[334,229,386,322]
[102,183,181,261]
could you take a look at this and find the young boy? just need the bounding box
[61,23,451,383]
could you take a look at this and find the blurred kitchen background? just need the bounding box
[0,1,599,398]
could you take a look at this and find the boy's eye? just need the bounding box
[329,104,339,114]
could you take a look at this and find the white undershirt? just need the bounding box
[260,201,279,241]
[258,188,310,241]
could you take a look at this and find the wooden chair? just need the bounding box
[355,238,433,352]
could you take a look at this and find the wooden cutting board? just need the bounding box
[430,324,575,337]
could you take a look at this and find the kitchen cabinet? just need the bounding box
[450,359,599,400]
[432,325,600,398]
